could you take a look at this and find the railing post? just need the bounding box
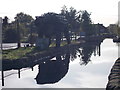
[2,70,4,86]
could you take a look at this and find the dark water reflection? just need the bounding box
[35,41,101,85]
[79,41,101,65]
[1,39,117,88]
[35,53,70,84]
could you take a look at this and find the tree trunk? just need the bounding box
[64,30,71,44]
[56,33,61,47]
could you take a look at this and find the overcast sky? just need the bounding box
[0,0,119,26]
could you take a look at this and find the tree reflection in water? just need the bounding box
[79,41,101,65]
[35,41,102,84]
[1,40,102,86]
[68,41,102,65]
[35,52,70,84]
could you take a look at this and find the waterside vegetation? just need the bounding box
[2,6,114,61]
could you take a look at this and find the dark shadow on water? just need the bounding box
[35,53,70,84]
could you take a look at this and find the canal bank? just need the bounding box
[106,58,120,90]
[1,39,118,88]
[2,41,84,71]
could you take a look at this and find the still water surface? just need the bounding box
[1,39,118,88]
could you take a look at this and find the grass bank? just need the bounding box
[2,47,35,60]
[2,40,80,60]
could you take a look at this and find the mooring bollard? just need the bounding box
[2,70,4,86]
[18,69,20,78]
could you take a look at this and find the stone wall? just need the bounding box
[106,58,120,90]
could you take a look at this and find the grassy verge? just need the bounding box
[49,41,68,47]
[2,40,79,60]
[2,47,35,60]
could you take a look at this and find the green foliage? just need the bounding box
[2,47,35,60]
[2,6,96,46]
[3,28,17,43]
[15,12,33,24]
[35,12,67,38]
[2,16,8,27]
[81,10,93,36]
[14,12,34,38]
[2,17,18,43]
[34,12,71,47]
[61,6,81,32]
[2,12,34,43]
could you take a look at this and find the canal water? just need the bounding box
[0,39,118,88]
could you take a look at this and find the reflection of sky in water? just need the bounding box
[1,39,118,88]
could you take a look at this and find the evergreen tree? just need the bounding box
[81,10,93,36]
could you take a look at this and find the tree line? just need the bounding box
[2,6,107,48]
